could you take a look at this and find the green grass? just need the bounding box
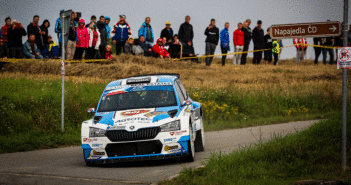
[159,111,351,185]
[0,76,346,153]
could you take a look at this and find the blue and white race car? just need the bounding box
[81,73,205,166]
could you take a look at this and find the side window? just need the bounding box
[177,80,188,100]
[174,81,185,104]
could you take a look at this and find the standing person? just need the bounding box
[334,34,343,63]
[152,38,170,58]
[293,38,307,63]
[7,20,26,58]
[85,15,96,28]
[321,36,334,65]
[97,16,107,58]
[66,13,77,60]
[74,19,89,59]
[263,28,272,65]
[112,15,132,55]
[220,22,230,66]
[252,20,264,65]
[232,22,244,65]
[178,15,194,46]
[23,34,43,59]
[313,37,322,64]
[138,17,154,44]
[27,15,44,52]
[105,16,111,41]
[241,19,252,65]
[40,20,50,48]
[87,22,100,59]
[277,39,283,60]
[55,10,64,55]
[204,18,219,66]
[160,21,173,42]
[1,17,11,58]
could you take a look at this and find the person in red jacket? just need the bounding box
[1,17,11,57]
[232,22,244,65]
[152,38,170,58]
[74,19,89,59]
[293,38,307,63]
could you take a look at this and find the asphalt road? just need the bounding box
[0,120,319,185]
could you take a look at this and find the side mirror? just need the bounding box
[182,100,192,106]
[87,108,95,113]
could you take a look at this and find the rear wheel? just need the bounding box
[182,122,195,162]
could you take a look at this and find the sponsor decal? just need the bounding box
[194,124,197,131]
[97,112,109,115]
[105,82,172,91]
[83,138,97,143]
[164,137,177,143]
[170,130,187,136]
[126,77,151,84]
[93,150,105,155]
[145,111,166,117]
[121,110,150,116]
[164,145,178,151]
[114,117,151,123]
[186,107,191,112]
[92,144,103,148]
[106,90,127,96]
[88,156,101,160]
[108,125,126,130]
[168,148,185,154]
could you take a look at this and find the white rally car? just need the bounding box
[81,74,205,166]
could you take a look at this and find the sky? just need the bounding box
[0,0,349,59]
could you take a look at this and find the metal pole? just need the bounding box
[342,0,348,171]
[61,15,66,133]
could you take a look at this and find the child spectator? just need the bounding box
[1,17,11,57]
[7,20,26,58]
[152,38,170,58]
[74,19,89,59]
[272,39,280,65]
[42,35,60,59]
[105,45,113,59]
[23,34,43,59]
[264,28,272,65]
[182,40,199,63]
[293,38,307,63]
[87,22,100,59]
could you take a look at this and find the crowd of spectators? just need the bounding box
[1,12,351,66]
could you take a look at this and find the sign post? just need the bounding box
[60,10,72,132]
[270,21,341,39]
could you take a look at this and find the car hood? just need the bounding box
[94,106,180,126]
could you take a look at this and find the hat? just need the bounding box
[257,20,262,24]
[165,21,171,25]
[157,38,163,43]
[119,15,126,18]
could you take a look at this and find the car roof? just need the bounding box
[105,74,180,90]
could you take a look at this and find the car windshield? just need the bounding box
[98,86,177,112]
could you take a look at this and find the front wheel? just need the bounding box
[182,122,195,162]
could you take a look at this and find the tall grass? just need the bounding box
[160,111,351,185]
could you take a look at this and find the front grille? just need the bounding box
[106,127,161,142]
[105,140,162,157]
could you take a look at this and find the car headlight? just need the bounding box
[89,127,106,137]
[160,120,180,132]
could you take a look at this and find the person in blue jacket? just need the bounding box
[105,16,111,41]
[112,15,132,55]
[55,10,64,56]
[220,22,230,66]
[138,17,154,44]
[23,34,43,59]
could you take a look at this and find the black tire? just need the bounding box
[195,129,205,152]
[182,122,195,162]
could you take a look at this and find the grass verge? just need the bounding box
[159,111,351,185]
